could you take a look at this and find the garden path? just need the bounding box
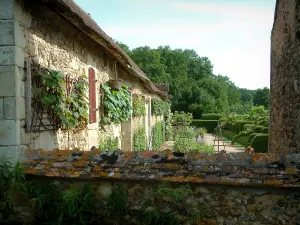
[203,134,244,153]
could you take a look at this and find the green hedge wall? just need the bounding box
[250,134,269,153]
[201,113,222,120]
[191,120,218,133]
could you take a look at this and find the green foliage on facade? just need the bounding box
[151,99,169,116]
[36,69,89,130]
[152,121,165,150]
[133,126,147,151]
[101,83,132,126]
[132,95,146,117]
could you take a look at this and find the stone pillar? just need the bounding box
[270,0,300,154]
[0,0,26,160]
[121,93,133,151]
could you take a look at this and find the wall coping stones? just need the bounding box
[22,149,300,188]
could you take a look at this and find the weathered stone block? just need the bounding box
[0,146,19,161]
[15,46,24,67]
[4,97,25,119]
[0,120,20,145]
[0,20,14,46]
[0,99,3,119]
[0,71,15,97]
[0,0,14,20]
[0,46,14,65]
[14,22,25,48]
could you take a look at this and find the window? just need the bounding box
[88,67,97,123]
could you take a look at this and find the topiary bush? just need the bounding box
[133,126,147,151]
[261,127,269,134]
[191,120,218,133]
[250,134,269,153]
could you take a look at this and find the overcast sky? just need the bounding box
[74,0,276,90]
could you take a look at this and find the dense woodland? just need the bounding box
[117,42,270,118]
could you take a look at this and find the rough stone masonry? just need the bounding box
[270,0,300,154]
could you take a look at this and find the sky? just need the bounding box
[74,0,276,90]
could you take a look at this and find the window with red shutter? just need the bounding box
[88,68,97,123]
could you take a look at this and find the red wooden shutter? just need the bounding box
[88,68,97,123]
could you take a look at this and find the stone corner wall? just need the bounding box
[0,0,28,160]
[270,0,300,154]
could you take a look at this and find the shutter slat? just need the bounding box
[89,68,97,123]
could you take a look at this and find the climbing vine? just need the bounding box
[101,82,132,126]
[34,69,89,130]
[132,94,146,117]
[133,126,147,151]
[152,121,165,150]
[151,99,169,116]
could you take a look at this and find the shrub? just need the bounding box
[105,184,128,215]
[0,158,25,219]
[133,126,147,151]
[250,134,269,153]
[201,113,222,120]
[195,127,207,137]
[98,137,119,151]
[172,111,193,126]
[165,112,173,141]
[261,127,269,134]
[254,126,264,133]
[191,120,218,133]
[234,121,253,133]
[152,121,165,150]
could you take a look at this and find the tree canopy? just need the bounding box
[117,42,270,118]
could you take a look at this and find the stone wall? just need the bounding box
[0,0,27,161]
[270,0,300,154]
[23,149,300,224]
[0,0,167,155]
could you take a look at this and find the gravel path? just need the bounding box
[203,134,244,153]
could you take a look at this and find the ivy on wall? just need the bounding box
[151,99,170,116]
[133,126,147,151]
[152,121,165,150]
[132,95,146,117]
[101,83,132,126]
[35,69,89,130]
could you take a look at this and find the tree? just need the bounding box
[253,87,270,109]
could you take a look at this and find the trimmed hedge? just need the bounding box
[254,126,264,133]
[250,134,269,153]
[261,127,269,134]
[222,130,248,147]
[201,113,222,120]
[234,121,253,133]
[191,120,218,133]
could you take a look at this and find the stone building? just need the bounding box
[0,0,168,159]
[270,0,300,153]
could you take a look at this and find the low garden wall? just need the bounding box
[19,149,300,224]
